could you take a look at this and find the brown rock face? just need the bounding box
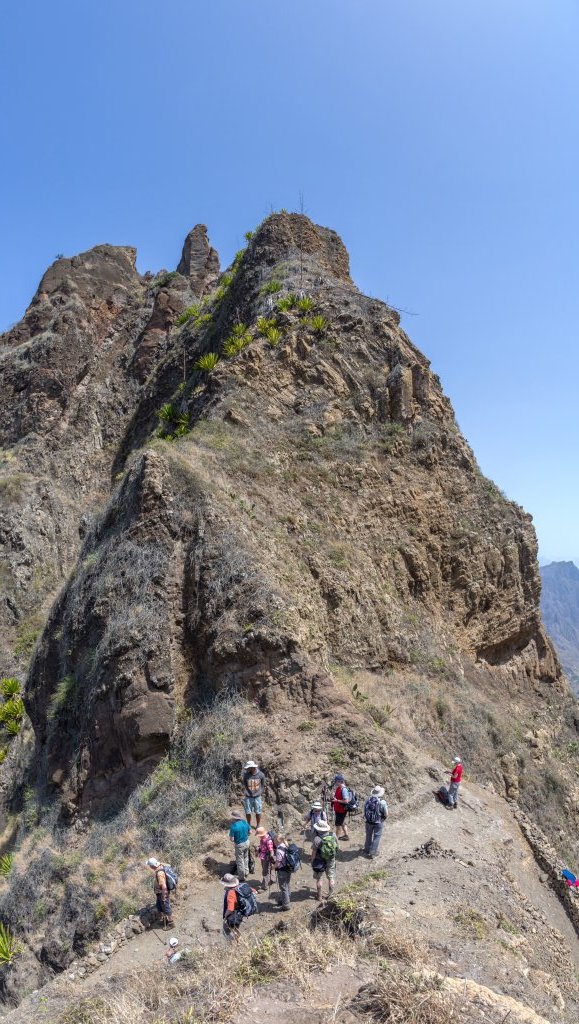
[0,213,573,826]
[176,224,220,293]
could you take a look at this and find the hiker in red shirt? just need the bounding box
[332,773,350,840]
[446,757,462,808]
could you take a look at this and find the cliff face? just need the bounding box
[0,214,577,1005]
[0,212,567,817]
[541,561,579,695]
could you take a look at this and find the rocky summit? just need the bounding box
[0,214,577,1021]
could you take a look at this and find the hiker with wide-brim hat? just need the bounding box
[242,760,266,828]
[229,810,251,881]
[303,800,327,838]
[221,872,258,940]
[363,785,388,859]
[311,820,338,902]
[255,826,275,891]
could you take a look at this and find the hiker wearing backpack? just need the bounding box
[146,857,177,927]
[445,757,463,808]
[332,774,351,840]
[274,835,301,910]
[274,835,291,910]
[229,810,251,881]
[311,820,338,901]
[255,826,275,890]
[363,785,388,858]
[303,800,327,838]
[221,872,258,941]
[242,760,266,827]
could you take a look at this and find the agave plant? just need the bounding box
[297,296,314,313]
[260,280,282,296]
[0,698,24,723]
[256,316,277,335]
[0,854,13,878]
[0,923,22,965]
[0,679,20,699]
[230,323,248,339]
[222,333,252,358]
[3,722,19,737]
[310,315,327,336]
[265,327,282,348]
[276,293,298,312]
[176,304,200,326]
[195,353,219,373]
[159,403,177,424]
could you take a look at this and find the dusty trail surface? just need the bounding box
[10,765,579,1023]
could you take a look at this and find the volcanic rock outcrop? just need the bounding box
[0,213,572,818]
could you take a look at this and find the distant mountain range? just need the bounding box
[540,561,579,696]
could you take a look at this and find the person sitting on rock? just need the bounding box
[445,757,462,808]
[242,760,266,828]
[332,774,350,840]
[303,800,327,837]
[146,857,174,927]
[229,810,251,881]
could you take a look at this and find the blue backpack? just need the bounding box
[235,882,258,917]
[163,865,178,891]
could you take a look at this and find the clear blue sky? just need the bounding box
[1,1,577,563]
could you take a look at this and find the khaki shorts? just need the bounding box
[313,859,336,883]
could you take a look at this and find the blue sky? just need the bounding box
[1,1,577,563]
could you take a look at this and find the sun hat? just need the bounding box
[146,857,161,868]
[313,821,330,833]
[255,827,267,837]
[371,786,385,797]
[311,801,323,809]
[452,757,462,764]
[221,873,240,887]
[244,760,258,769]
[230,810,243,819]
[169,937,179,947]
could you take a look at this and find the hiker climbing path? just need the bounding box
[12,760,578,1024]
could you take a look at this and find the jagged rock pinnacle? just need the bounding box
[176,224,220,295]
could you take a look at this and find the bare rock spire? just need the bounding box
[177,224,220,295]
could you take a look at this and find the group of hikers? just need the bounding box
[146,755,463,940]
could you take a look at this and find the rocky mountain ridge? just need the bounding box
[0,213,577,1013]
[541,561,579,695]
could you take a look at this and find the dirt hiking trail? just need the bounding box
[9,758,579,1023]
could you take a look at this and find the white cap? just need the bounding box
[244,761,258,769]
[169,937,179,947]
[146,857,160,868]
[371,786,385,797]
[452,757,461,764]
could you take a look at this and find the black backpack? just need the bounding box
[364,796,383,824]
[283,843,302,873]
[235,882,258,917]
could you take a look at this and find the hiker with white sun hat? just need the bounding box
[242,759,266,827]
[303,799,327,838]
[311,820,338,902]
[445,756,463,808]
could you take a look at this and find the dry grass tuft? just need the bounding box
[235,924,352,987]
[366,926,426,966]
[353,971,458,1024]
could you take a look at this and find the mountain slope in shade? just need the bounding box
[541,561,579,695]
